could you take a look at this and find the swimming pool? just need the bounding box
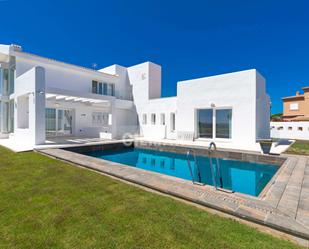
[84,147,278,197]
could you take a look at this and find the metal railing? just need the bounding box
[186,149,204,185]
[208,142,234,193]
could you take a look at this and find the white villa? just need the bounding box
[0,44,270,152]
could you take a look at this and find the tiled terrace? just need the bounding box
[263,155,309,229]
[38,142,309,246]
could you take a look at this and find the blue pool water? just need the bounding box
[85,148,279,197]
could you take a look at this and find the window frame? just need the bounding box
[215,108,232,139]
[196,107,233,141]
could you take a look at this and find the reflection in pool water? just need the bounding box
[85,148,278,197]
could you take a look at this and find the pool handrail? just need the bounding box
[186,149,204,186]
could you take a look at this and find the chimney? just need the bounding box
[296,91,300,96]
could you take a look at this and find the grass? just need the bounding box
[286,140,309,156]
[0,146,303,249]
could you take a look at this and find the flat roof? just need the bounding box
[12,50,118,78]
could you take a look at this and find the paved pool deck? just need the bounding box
[38,146,309,246]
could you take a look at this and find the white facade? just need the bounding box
[0,44,270,152]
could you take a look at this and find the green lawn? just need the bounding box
[286,140,309,156]
[0,146,302,249]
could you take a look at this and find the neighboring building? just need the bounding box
[271,87,309,140]
[0,44,270,151]
[282,87,309,121]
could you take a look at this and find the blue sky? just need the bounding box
[0,0,308,114]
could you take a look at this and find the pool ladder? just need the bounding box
[208,142,223,190]
[208,142,234,193]
[186,142,234,193]
[186,149,205,186]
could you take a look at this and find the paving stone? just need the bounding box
[266,213,309,238]
[38,148,309,240]
[277,157,307,218]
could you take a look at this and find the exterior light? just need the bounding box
[210,102,216,108]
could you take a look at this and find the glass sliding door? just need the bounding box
[46,108,73,137]
[2,102,9,133]
[46,108,56,136]
[8,100,14,133]
[197,108,232,139]
[57,109,73,135]
[197,109,213,138]
[216,109,232,139]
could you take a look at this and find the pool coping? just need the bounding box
[37,145,309,242]
[63,140,285,199]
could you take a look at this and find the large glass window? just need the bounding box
[197,108,232,139]
[2,102,9,133]
[111,84,115,96]
[46,108,56,136]
[103,83,107,95]
[216,109,232,139]
[197,109,213,138]
[46,108,73,136]
[8,56,15,95]
[98,82,103,95]
[8,68,15,95]
[9,100,14,133]
[92,81,115,96]
[2,69,9,95]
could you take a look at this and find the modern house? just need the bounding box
[0,44,270,151]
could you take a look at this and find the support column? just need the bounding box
[33,67,46,145]
[15,66,46,146]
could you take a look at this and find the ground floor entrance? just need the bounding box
[45,108,73,137]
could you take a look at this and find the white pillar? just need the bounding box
[33,67,46,145]
[15,66,46,146]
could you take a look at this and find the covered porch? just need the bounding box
[44,87,115,140]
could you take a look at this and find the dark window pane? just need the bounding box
[98,83,103,95]
[198,109,213,138]
[111,84,115,96]
[103,83,107,95]
[92,80,98,93]
[216,109,232,139]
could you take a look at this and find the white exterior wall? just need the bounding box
[271,122,309,140]
[99,64,132,100]
[14,66,45,145]
[140,97,177,139]
[0,44,271,152]
[12,52,138,141]
[16,56,119,96]
[176,70,259,150]
[127,62,162,132]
